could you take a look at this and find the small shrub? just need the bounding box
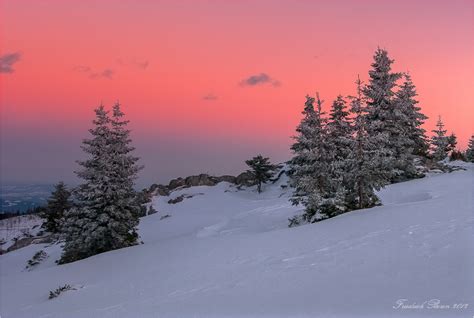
[26,250,48,269]
[49,284,74,299]
[160,214,171,220]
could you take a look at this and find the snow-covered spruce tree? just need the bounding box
[245,155,277,193]
[446,133,457,154]
[395,73,429,157]
[363,48,414,181]
[289,95,320,206]
[41,181,72,233]
[59,104,142,264]
[327,95,352,162]
[289,93,345,224]
[466,135,474,162]
[346,77,391,209]
[430,116,449,161]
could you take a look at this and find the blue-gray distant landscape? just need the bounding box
[0,184,53,212]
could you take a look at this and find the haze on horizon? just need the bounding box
[1,0,473,187]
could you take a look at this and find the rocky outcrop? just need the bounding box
[148,172,252,197]
[235,171,256,186]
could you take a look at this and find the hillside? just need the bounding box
[0,164,473,317]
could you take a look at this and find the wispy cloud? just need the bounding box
[203,94,218,101]
[74,65,115,79]
[0,52,22,73]
[117,58,149,70]
[90,68,114,79]
[239,73,281,87]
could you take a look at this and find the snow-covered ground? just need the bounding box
[1,165,473,317]
[0,214,43,250]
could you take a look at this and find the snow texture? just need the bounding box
[0,164,473,317]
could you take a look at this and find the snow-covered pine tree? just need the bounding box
[289,95,320,206]
[363,48,413,181]
[446,133,457,154]
[245,155,277,193]
[395,73,429,157]
[466,135,474,162]
[326,95,352,213]
[60,104,142,264]
[107,102,143,242]
[327,95,352,163]
[289,93,345,224]
[430,116,449,161]
[41,181,72,233]
[346,77,391,209]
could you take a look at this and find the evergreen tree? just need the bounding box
[446,133,457,154]
[41,182,72,233]
[290,93,344,223]
[60,103,142,264]
[245,155,277,193]
[395,73,429,157]
[289,95,320,205]
[363,48,412,180]
[430,116,449,161]
[346,77,391,209]
[327,95,352,162]
[466,135,474,162]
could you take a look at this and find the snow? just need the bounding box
[1,165,473,317]
[0,214,43,250]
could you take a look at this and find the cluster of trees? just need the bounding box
[41,103,143,264]
[288,48,472,225]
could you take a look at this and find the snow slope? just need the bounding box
[1,165,473,317]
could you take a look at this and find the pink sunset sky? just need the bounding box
[1,0,473,186]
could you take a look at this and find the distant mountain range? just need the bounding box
[1,184,53,213]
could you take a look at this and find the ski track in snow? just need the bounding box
[1,163,473,317]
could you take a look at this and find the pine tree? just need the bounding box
[289,95,320,205]
[363,48,412,180]
[60,103,143,264]
[430,116,449,161]
[327,95,352,163]
[395,73,429,157]
[289,93,344,223]
[446,133,457,154]
[346,77,391,209]
[245,155,277,193]
[41,182,72,233]
[466,135,474,162]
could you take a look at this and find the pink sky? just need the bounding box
[1,0,473,186]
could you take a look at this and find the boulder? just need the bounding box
[185,174,216,187]
[215,175,237,184]
[168,177,186,190]
[236,171,256,186]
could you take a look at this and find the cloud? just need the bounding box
[74,65,91,73]
[90,68,114,79]
[0,52,22,73]
[117,58,149,70]
[239,73,281,87]
[74,65,114,79]
[203,94,218,101]
[134,60,149,69]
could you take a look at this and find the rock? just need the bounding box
[168,195,185,204]
[236,171,256,186]
[32,236,54,244]
[215,175,236,184]
[185,174,216,187]
[7,237,35,253]
[168,178,186,190]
